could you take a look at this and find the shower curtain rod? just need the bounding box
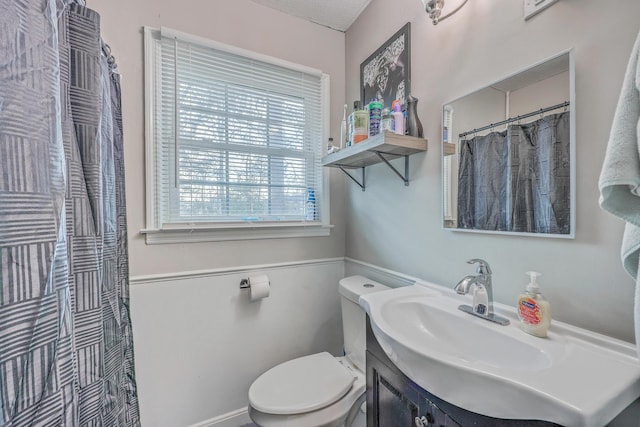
[458,101,570,138]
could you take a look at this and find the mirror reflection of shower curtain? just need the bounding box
[458,132,509,230]
[510,113,570,233]
[457,112,570,233]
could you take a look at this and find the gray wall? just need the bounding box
[345,0,640,342]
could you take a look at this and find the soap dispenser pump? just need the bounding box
[517,272,552,337]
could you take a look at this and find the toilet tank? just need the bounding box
[338,276,390,371]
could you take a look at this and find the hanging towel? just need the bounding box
[599,29,640,356]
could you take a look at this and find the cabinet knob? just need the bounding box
[414,415,431,426]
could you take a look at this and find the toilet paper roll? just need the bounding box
[249,274,270,302]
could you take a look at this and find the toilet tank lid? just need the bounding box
[338,275,390,304]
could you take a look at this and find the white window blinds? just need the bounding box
[147,29,326,229]
[443,106,454,220]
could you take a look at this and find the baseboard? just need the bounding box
[188,407,251,427]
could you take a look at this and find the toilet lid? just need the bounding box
[249,352,356,415]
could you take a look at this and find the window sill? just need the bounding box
[140,223,333,244]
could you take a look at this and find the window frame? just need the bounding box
[142,27,331,244]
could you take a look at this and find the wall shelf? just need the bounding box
[443,142,456,156]
[321,131,428,190]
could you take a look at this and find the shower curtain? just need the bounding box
[0,1,140,426]
[457,112,570,233]
[457,131,509,230]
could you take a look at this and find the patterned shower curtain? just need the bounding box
[457,112,570,233]
[0,1,140,426]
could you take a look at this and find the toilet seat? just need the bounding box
[249,352,356,415]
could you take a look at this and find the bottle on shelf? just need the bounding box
[406,95,424,138]
[391,100,404,135]
[350,100,368,144]
[340,104,348,149]
[368,99,383,138]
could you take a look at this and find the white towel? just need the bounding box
[599,29,640,356]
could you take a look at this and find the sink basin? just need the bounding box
[360,283,640,427]
[382,298,553,371]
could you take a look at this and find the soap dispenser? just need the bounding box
[517,272,551,338]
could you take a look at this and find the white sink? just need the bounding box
[360,282,640,426]
[382,297,555,371]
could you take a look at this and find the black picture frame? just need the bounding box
[360,22,411,111]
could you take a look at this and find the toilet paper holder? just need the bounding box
[239,274,271,302]
[239,275,270,289]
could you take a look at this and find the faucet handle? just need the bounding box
[467,258,492,275]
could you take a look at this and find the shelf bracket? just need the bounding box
[375,152,410,186]
[338,166,365,191]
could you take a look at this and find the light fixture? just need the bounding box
[421,0,469,25]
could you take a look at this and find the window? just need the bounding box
[143,28,330,243]
[443,105,454,222]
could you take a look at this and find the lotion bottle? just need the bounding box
[517,272,551,338]
[391,100,404,135]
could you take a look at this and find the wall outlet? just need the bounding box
[524,0,559,20]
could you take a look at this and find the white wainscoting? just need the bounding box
[130,257,640,426]
[129,258,344,427]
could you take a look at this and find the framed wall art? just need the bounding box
[360,22,411,111]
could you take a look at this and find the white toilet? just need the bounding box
[248,275,389,427]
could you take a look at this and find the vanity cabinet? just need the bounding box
[365,317,561,427]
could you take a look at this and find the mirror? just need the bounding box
[442,50,575,238]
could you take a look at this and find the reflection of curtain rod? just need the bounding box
[458,101,570,138]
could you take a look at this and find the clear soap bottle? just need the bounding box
[517,272,552,338]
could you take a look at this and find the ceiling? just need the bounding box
[249,0,373,32]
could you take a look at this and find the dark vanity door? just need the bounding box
[367,349,461,427]
[366,348,420,426]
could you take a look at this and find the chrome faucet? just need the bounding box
[454,259,510,325]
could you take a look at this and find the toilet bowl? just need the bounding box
[247,276,389,427]
[248,353,365,427]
